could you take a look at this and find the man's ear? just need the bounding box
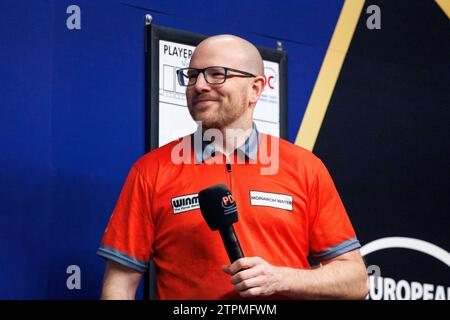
[248,76,266,104]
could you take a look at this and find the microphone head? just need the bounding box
[198,184,238,231]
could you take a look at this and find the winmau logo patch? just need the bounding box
[171,194,199,214]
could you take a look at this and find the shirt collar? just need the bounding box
[193,122,260,163]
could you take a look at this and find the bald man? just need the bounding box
[98,35,368,300]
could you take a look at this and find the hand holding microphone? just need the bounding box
[198,184,285,298]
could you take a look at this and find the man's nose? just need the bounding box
[193,72,210,92]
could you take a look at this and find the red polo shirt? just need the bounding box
[97,127,360,299]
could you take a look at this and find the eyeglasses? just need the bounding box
[176,66,256,86]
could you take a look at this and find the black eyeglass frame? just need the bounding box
[176,66,257,86]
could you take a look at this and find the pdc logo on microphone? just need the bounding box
[221,193,237,214]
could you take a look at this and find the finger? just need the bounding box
[229,257,265,275]
[234,276,266,292]
[240,287,262,298]
[230,265,263,285]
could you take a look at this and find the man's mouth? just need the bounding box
[194,99,218,106]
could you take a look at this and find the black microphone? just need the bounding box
[198,184,244,263]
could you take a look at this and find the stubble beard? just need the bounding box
[189,99,247,132]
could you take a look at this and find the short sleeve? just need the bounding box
[96,165,154,272]
[308,160,360,263]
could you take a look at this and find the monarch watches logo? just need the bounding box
[221,193,237,215]
[249,191,293,211]
[171,194,199,214]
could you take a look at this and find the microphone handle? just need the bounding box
[219,225,244,263]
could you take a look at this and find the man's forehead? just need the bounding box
[189,42,245,68]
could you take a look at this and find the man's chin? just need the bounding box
[193,116,222,131]
[198,120,218,131]
[192,112,215,126]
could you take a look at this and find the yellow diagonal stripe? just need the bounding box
[295,0,365,151]
[436,0,450,19]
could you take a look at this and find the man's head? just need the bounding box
[184,35,265,131]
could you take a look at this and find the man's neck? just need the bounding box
[208,118,253,158]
